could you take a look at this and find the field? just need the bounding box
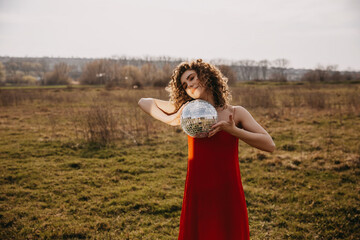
[0,82,359,239]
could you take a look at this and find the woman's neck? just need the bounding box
[201,91,215,107]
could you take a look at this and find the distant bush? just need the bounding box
[80,59,112,85]
[0,62,5,85]
[119,65,143,87]
[21,75,38,85]
[80,60,174,88]
[5,72,39,85]
[5,72,25,85]
[301,65,360,83]
[2,60,48,85]
[42,62,70,85]
[80,60,143,87]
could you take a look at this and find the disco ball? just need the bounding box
[180,99,218,138]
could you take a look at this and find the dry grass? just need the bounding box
[0,83,359,239]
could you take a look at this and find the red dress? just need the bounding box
[178,131,250,240]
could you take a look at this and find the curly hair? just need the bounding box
[166,59,232,111]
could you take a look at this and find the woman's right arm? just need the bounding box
[138,98,184,126]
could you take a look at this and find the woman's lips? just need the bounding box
[190,87,198,94]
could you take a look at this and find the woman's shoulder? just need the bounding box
[217,104,247,123]
[226,104,252,124]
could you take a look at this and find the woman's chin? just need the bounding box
[193,93,202,99]
[187,92,199,99]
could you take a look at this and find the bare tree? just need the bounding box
[120,65,142,87]
[80,60,111,85]
[210,58,233,66]
[32,62,44,80]
[217,65,237,86]
[5,61,19,77]
[315,65,329,82]
[271,58,290,81]
[140,63,157,86]
[258,60,269,80]
[153,63,173,87]
[21,62,33,75]
[236,60,257,81]
[43,62,70,85]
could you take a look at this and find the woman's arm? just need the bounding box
[208,106,276,153]
[138,98,184,126]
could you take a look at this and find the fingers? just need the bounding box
[212,116,233,129]
[209,123,222,137]
[211,122,220,129]
[210,121,225,135]
[211,120,227,128]
[208,127,219,138]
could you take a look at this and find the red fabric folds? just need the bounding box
[178,131,250,240]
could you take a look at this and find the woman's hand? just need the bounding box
[208,114,236,137]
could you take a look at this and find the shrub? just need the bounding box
[0,62,5,85]
[21,75,38,85]
[42,63,70,85]
[83,103,118,146]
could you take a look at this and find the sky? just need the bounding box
[0,0,359,70]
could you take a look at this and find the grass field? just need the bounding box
[0,83,359,239]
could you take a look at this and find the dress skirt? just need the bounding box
[178,131,250,240]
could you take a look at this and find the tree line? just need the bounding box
[0,57,358,87]
[0,58,238,87]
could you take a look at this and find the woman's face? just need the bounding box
[180,70,206,99]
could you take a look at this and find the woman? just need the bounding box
[138,59,275,240]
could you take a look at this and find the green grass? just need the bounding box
[0,85,359,239]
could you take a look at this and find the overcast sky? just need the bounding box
[0,0,359,70]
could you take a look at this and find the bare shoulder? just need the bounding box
[217,104,234,120]
[218,105,245,126]
[231,105,250,119]
[232,105,253,126]
[232,105,268,134]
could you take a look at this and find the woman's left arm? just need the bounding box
[208,106,276,153]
